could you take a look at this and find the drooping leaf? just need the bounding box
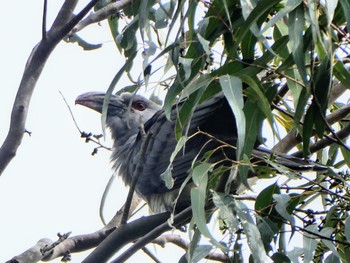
[273,194,295,227]
[213,192,273,262]
[190,163,227,250]
[339,0,350,31]
[320,227,340,259]
[191,245,213,263]
[344,216,350,243]
[101,51,137,136]
[289,4,307,83]
[219,75,245,157]
[303,224,318,262]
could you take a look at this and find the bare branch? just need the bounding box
[49,1,79,34]
[42,0,48,39]
[0,0,99,176]
[83,212,172,263]
[7,193,140,263]
[111,207,193,263]
[71,0,134,35]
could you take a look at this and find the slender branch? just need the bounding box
[141,247,162,263]
[272,92,350,154]
[42,0,48,39]
[292,122,350,157]
[71,0,134,35]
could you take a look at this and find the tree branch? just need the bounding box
[7,193,140,263]
[82,212,172,263]
[272,84,350,154]
[70,0,134,35]
[292,122,350,157]
[0,0,99,176]
[110,207,193,263]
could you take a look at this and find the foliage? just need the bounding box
[92,0,350,261]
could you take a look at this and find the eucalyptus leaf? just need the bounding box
[219,75,245,157]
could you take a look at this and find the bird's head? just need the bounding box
[75,92,161,144]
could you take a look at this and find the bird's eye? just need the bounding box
[132,100,146,111]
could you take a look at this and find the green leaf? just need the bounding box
[303,224,318,262]
[234,199,273,263]
[256,216,279,252]
[261,0,302,35]
[320,227,340,259]
[191,245,213,263]
[213,192,272,262]
[325,253,341,263]
[273,194,295,227]
[160,136,188,189]
[101,51,137,136]
[271,252,291,263]
[175,87,209,140]
[138,0,149,42]
[178,57,193,82]
[242,77,274,131]
[325,0,339,27]
[289,4,307,83]
[334,60,350,87]
[219,75,245,157]
[190,163,226,250]
[65,34,102,50]
[255,183,281,214]
[197,34,211,56]
[340,0,350,31]
[344,216,350,243]
[237,0,280,55]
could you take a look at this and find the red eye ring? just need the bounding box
[133,100,146,111]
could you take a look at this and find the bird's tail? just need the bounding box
[251,147,327,172]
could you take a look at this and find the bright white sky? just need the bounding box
[0,1,186,262]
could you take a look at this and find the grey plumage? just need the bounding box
[76,92,325,213]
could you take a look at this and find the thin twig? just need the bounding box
[59,91,111,152]
[71,0,134,34]
[42,0,48,40]
[141,247,162,263]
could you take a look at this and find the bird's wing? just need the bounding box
[127,94,237,197]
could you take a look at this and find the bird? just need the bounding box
[76,91,325,213]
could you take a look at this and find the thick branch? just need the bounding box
[110,207,193,263]
[7,194,140,263]
[82,212,172,263]
[49,0,79,35]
